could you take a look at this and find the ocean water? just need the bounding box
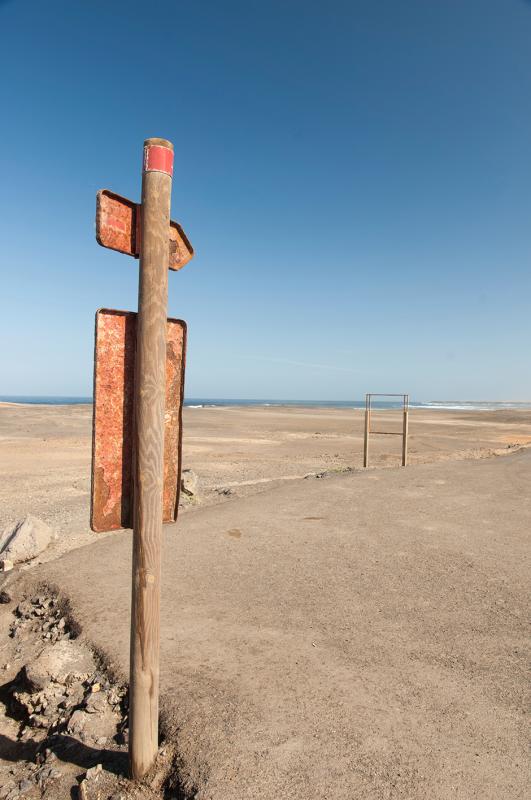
[1,396,530,411]
[185,399,531,411]
[0,396,93,405]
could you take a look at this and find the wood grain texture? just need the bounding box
[129,139,173,779]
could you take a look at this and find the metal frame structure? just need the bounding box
[363,393,409,468]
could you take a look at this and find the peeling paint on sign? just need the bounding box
[96,190,194,271]
[91,308,186,533]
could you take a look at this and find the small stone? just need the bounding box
[67,709,88,735]
[33,715,50,729]
[44,748,56,762]
[14,690,34,714]
[0,589,11,603]
[107,687,121,705]
[82,703,120,743]
[18,779,33,794]
[181,468,199,496]
[85,763,102,781]
[78,781,89,800]
[0,781,16,800]
[39,766,61,781]
[91,682,101,693]
[0,559,14,572]
[85,692,107,714]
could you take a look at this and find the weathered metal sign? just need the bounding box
[96,189,194,271]
[90,308,186,533]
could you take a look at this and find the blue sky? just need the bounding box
[1,0,530,400]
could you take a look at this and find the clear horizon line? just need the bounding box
[2,395,531,404]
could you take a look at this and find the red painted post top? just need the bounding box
[143,143,174,177]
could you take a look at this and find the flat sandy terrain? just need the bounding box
[1,402,530,560]
[25,445,531,799]
[0,404,530,799]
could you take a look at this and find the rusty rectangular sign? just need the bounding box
[96,189,194,271]
[90,308,186,533]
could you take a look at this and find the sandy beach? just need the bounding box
[0,403,529,798]
[1,402,530,559]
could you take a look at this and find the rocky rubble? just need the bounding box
[10,592,77,646]
[1,591,126,798]
[0,589,185,799]
[10,595,125,745]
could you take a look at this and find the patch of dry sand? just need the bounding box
[0,403,530,561]
[0,403,530,798]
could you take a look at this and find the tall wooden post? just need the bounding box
[402,394,409,467]
[129,138,174,779]
[363,393,370,468]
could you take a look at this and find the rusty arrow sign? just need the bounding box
[96,189,194,271]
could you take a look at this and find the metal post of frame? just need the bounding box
[362,393,409,468]
[363,393,370,468]
[402,394,409,467]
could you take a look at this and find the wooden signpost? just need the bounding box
[92,138,193,779]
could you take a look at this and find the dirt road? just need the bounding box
[23,448,530,800]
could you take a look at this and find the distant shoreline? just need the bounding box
[1,397,530,412]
